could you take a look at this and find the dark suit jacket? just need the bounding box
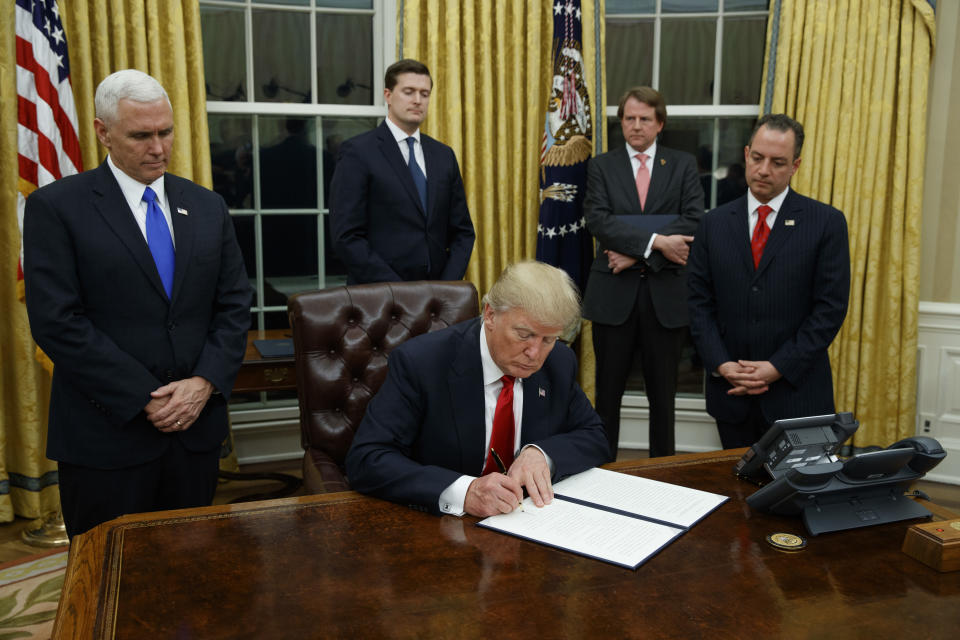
[23,162,252,469]
[329,121,476,284]
[687,189,850,423]
[344,318,611,514]
[582,144,704,328]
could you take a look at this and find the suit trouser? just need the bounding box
[58,436,220,539]
[593,277,685,459]
[715,400,772,449]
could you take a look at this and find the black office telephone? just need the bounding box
[745,435,946,535]
[734,412,859,484]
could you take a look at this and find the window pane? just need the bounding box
[253,10,311,103]
[261,311,293,332]
[317,14,374,105]
[725,0,769,10]
[210,114,253,209]
[716,117,755,206]
[318,0,373,8]
[606,0,654,12]
[259,117,318,209]
[663,0,717,11]
[261,214,318,279]
[231,214,256,281]
[605,19,654,106]
[256,0,309,6]
[200,6,247,102]
[659,117,713,207]
[720,16,766,105]
[659,18,715,105]
[606,115,624,150]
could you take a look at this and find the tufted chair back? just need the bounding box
[287,280,479,493]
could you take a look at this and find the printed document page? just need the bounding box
[478,497,683,569]
[554,467,728,528]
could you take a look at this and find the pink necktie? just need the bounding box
[635,153,650,209]
[751,205,773,269]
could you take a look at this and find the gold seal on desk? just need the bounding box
[766,532,807,551]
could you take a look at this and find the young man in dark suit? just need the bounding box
[345,261,610,517]
[23,70,251,538]
[582,87,705,459]
[687,114,850,448]
[330,59,476,284]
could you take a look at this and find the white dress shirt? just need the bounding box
[106,155,176,247]
[746,186,790,239]
[384,116,427,178]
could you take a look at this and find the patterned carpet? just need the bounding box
[0,549,67,639]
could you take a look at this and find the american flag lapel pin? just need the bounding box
[177,207,188,215]
[539,387,546,398]
[785,219,795,226]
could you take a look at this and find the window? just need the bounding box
[200,0,393,407]
[604,0,769,399]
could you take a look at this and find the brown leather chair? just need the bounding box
[287,281,479,493]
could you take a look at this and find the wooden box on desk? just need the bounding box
[902,519,960,572]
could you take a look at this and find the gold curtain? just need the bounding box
[61,0,212,185]
[0,0,226,522]
[400,0,603,396]
[760,0,935,447]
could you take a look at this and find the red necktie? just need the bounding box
[751,205,773,269]
[482,375,516,475]
[635,153,650,209]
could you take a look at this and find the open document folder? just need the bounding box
[477,467,728,570]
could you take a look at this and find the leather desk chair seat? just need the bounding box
[288,281,479,493]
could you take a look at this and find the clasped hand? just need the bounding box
[717,360,781,396]
[144,376,214,432]
[651,234,694,265]
[464,447,553,517]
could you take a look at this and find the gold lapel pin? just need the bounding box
[659,158,666,166]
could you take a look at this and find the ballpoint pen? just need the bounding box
[490,447,524,511]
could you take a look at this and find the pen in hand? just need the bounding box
[490,447,524,512]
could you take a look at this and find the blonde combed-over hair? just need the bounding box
[482,261,581,336]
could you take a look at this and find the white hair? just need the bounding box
[95,69,171,124]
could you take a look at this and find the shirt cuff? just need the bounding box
[439,475,475,516]
[643,233,657,259]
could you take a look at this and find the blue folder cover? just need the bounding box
[619,214,679,233]
[254,339,294,358]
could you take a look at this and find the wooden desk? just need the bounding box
[54,451,959,639]
[233,329,296,393]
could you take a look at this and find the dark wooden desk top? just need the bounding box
[55,451,959,639]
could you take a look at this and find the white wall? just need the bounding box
[916,301,960,484]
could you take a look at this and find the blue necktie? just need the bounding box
[406,136,427,213]
[142,186,175,298]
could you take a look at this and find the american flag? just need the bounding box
[15,0,82,300]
